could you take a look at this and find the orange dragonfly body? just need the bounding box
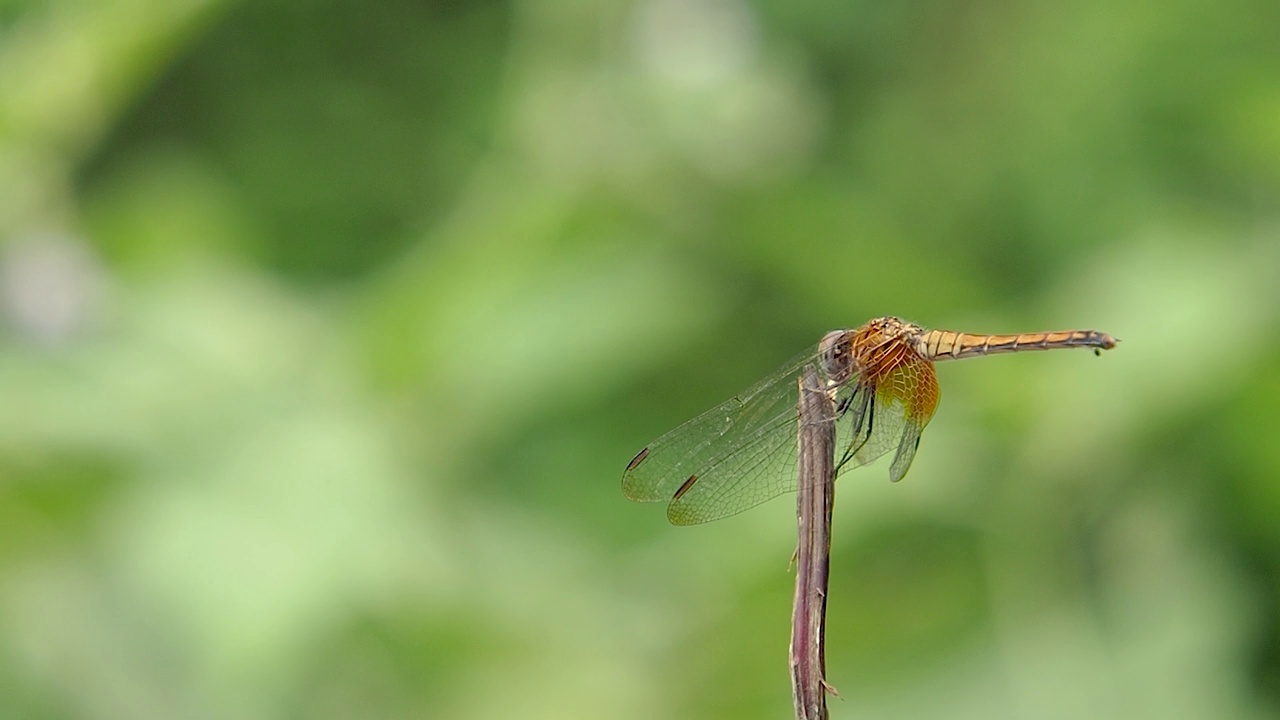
[623,316,1117,525]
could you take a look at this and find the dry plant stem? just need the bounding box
[790,365,837,720]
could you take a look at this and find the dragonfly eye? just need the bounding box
[819,330,857,385]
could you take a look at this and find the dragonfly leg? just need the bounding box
[836,386,874,469]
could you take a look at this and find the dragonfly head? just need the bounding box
[819,329,859,385]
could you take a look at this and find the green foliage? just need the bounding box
[1,0,1278,718]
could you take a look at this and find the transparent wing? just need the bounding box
[622,346,827,525]
[622,339,941,525]
[835,351,939,482]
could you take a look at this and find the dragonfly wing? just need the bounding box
[622,348,825,525]
[622,336,940,523]
[888,420,923,482]
[665,412,800,524]
[834,353,939,482]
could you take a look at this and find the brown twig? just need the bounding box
[790,365,837,720]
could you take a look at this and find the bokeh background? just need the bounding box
[2,0,1279,718]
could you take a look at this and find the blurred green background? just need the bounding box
[1,0,1279,718]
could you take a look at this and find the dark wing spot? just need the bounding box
[625,447,650,473]
[672,474,699,501]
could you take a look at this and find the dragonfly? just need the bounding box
[622,316,1117,525]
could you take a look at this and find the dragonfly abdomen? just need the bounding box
[918,329,1117,360]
